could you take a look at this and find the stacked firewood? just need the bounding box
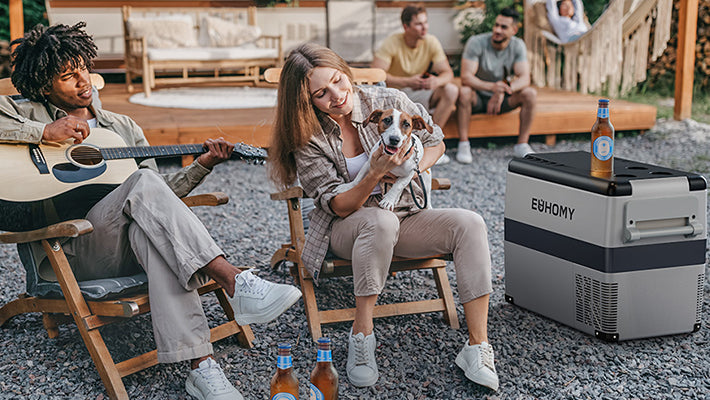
[647,0,710,91]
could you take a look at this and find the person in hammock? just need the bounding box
[546,0,589,43]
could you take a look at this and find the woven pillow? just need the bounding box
[128,15,198,48]
[202,15,261,47]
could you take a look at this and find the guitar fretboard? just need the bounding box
[100,144,206,160]
[98,143,265,161]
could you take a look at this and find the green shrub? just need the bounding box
[0,0,48,42]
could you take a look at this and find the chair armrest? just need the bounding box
[181,192,229,207]
[431,178,451,191]
[270,186,304,201]
[0,219,94,244]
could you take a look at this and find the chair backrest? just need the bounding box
[264,67,386,86]
[0,73,105,96]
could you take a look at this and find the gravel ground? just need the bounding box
[1,118,709,400]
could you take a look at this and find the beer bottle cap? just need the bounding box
[598,99,609,103]
[278,343,292,350]
[317,337,331,344]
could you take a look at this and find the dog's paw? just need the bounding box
[379,197,396,211]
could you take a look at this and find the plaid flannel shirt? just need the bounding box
[294,85,444,282]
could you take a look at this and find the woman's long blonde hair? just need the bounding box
[268,42,353,189]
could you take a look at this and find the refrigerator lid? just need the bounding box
[508,151,707,196]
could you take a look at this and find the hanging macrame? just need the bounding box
[525,0,673,96]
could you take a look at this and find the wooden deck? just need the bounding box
[99,83,657,153]
[442,87,657,145]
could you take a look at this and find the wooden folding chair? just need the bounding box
[270,179,459,340]
[264,66,387,86]
[0,192,254,400]
[0,73,105,95]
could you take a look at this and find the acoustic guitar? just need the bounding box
[0,127,267,232]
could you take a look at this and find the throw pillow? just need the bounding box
[202,15,262,47]
[128,15,198,49]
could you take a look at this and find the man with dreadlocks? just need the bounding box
[0,23,301,400]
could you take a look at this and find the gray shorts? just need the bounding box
[472,91,518,114]
[400,87,434,111]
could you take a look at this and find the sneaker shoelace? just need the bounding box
[480,343,495,371]
[352,336,371,366]
[197,363,232,394]
[238,270,270,297]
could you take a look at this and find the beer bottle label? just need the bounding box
[277,355,292,370]
[309,382,325,400]
[271,393,297,400]
[597,107,609,118]
[592,136,613,161]
[316,349,332,362]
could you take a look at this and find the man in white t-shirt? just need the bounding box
[372,4,458,165]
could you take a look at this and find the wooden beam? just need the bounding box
[674,0,698,120]
[9,0,24,42]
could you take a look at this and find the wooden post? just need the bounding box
[673,0,698,120]
[9,0,25,42]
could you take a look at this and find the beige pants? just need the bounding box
[63,169,223,363]
[329,205,493,303]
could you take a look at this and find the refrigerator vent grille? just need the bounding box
[697,274,705,324]
[575,274,618,333]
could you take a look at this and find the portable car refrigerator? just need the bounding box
[504,151,707,341]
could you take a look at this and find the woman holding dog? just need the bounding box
[269,43,499,392]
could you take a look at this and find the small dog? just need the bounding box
[334,108,432,210]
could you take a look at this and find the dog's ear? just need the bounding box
[364,109,384,128]
[412,116,433,133]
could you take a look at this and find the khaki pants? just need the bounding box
[63,169,223,363]
[329,205,492,303]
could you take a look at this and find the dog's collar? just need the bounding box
[402,141,414,157]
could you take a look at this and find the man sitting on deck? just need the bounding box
[457,7,538,160]
[371,4,458,165]
[0,22,301,400]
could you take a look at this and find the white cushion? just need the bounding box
[201,15,262,47]
[147,46,278,61]
[127,15,198,48]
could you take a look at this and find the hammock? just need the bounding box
[524,0,673,96]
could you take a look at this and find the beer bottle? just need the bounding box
[309,337,338,400]
[270,343,299,400]
[590,99,615,178]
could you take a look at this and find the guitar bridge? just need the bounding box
[29,144,49,174]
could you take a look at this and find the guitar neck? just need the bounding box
[99,143,260,161]
[100,144,206,160]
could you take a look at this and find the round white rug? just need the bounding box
[129,86,278,109]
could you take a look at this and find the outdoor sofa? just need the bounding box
[122,6,283,97]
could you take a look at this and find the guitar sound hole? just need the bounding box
[70,145,104,166]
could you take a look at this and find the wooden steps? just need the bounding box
[442,87,657,145]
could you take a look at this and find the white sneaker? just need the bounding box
[435,153,451,165]
[228,270,301,326]
[455,340,499,391]
[456,141,473,164]
[346,329,379,387]
[186,358,244,400]
[513,143,534,158]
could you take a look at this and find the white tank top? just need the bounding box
[345,152,382,195]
